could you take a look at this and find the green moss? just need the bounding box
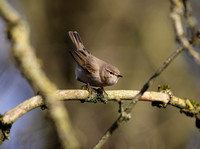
[0,121,12,144]
[158,85,171,92]
[0,114,3,122]
[158,85,173,97]
[180,98,200,117]
[188,99,197,105]
[84,88,108,104]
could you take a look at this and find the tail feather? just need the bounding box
[69,31,95,73]
[68,31,88,53]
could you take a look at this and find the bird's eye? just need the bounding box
[109,71,114,75]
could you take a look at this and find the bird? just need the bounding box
[69,31,122,93]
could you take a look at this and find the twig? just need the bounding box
[182,0,196,41]
[0,0,80,148]
[125,47,184,113]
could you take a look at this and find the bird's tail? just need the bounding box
[68,31,89,54]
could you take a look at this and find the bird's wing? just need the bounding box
[70,50,96,73]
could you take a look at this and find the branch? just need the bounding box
[56,90,170,102]
[170,0,200,63]
[1,90,200,126]
[0,0,79,148]
[2,96,44,124]
[182,0,196,40]
[1,90,170,125]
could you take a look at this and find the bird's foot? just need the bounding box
[81,83,93,93]
[81,84,108,104]
[100,87,108,96]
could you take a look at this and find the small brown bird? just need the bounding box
[69,31,122,92]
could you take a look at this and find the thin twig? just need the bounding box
[125,47,184,113]
[182,0,196,41]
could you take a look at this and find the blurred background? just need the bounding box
[0,0,200,148]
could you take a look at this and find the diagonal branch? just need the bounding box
[0,0,80,148]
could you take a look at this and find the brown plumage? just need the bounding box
[69,31,122,88]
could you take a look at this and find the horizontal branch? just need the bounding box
[2,89,198,125]
[56,90,170,102]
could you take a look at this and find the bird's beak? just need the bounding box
[117,75,123,78]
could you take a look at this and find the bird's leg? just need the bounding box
[81,83,93,93]
[86,83,93,94]
[100,87,108,96]
[81,84,108,103]
[80,83,95,102]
